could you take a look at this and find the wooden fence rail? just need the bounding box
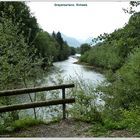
[0,84,75,97]
[0,84,75,119]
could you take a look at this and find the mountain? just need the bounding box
[61,34,82,48]
[61,33,97,47]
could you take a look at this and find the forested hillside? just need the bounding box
[0,2,77,134]
[0,2,76,89]
[79,2,140,134]
[0,2,75,64]
[80,11,140,71]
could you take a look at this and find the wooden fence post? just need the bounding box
[62,87,66,119]
[0,84,75,120]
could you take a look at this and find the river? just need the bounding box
[47,54,105,86]
[18,54,106,121]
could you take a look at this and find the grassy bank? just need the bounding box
[73,60,106,74]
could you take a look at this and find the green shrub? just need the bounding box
[102,108,126,130]
[101,107,140,134]
[12,117,44,131]
[87,123,108,136]
[69,78,103,123]
[120,107,140,133]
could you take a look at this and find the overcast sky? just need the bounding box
[27,2,132,41]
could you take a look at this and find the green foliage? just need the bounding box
[80,44,123,70]
[79,10,140,136]
[80,12,140,71]
[69,47,76,55]
[0,2,40,45]
[56,32,64,48]
[0,117,43,134]
[120,108,140,134]
[87,123,108,137]
[123,1,140,14]
[75,47,80,54]
[100,107,140,135]
[80,43,91,55]
[0,17,43,90]
[52,32,70,61]
[0,13,45,128]
[80,12,140,126]
[0,2,72,70]
[69,77,102,123]
[35,31,57,66]
[35,31,71,63]
[85,107,140,136]
[101,48,140,110]
[1,2,140,136]
[11,117,44,131]
[94,107,123,131]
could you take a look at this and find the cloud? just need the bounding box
[27,2,131,40]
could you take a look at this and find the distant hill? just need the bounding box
[61,34,82,48]
[61,33,97,47]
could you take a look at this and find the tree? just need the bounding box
[52,31,70,61]
[69,47,76,55]
[56,32,64,49]
[0,2,40,45]
[35,31,59,66]
[0,17,43,120]
[80,43,91,55]
[123,1,140,14]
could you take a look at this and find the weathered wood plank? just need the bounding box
[0,98,75,113]
[62,88,66,119]
[0,84,75,97]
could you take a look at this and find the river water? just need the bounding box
[18,54,106,121]
[47,54,105,86]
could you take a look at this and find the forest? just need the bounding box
[79,1,140,136]
[0,2,76,89]
[0,1,77,135]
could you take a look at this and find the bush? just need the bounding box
[69,78,103,123]
[102,107,140,134]
[87,123,108,136]
[12,117,44,131]
[121,107,140,133]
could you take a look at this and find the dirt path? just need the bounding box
[11,119,92,137]
[9,119,137,137]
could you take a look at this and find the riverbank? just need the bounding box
[73,60,106,74]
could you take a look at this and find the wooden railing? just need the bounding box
[0,84,75,119]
